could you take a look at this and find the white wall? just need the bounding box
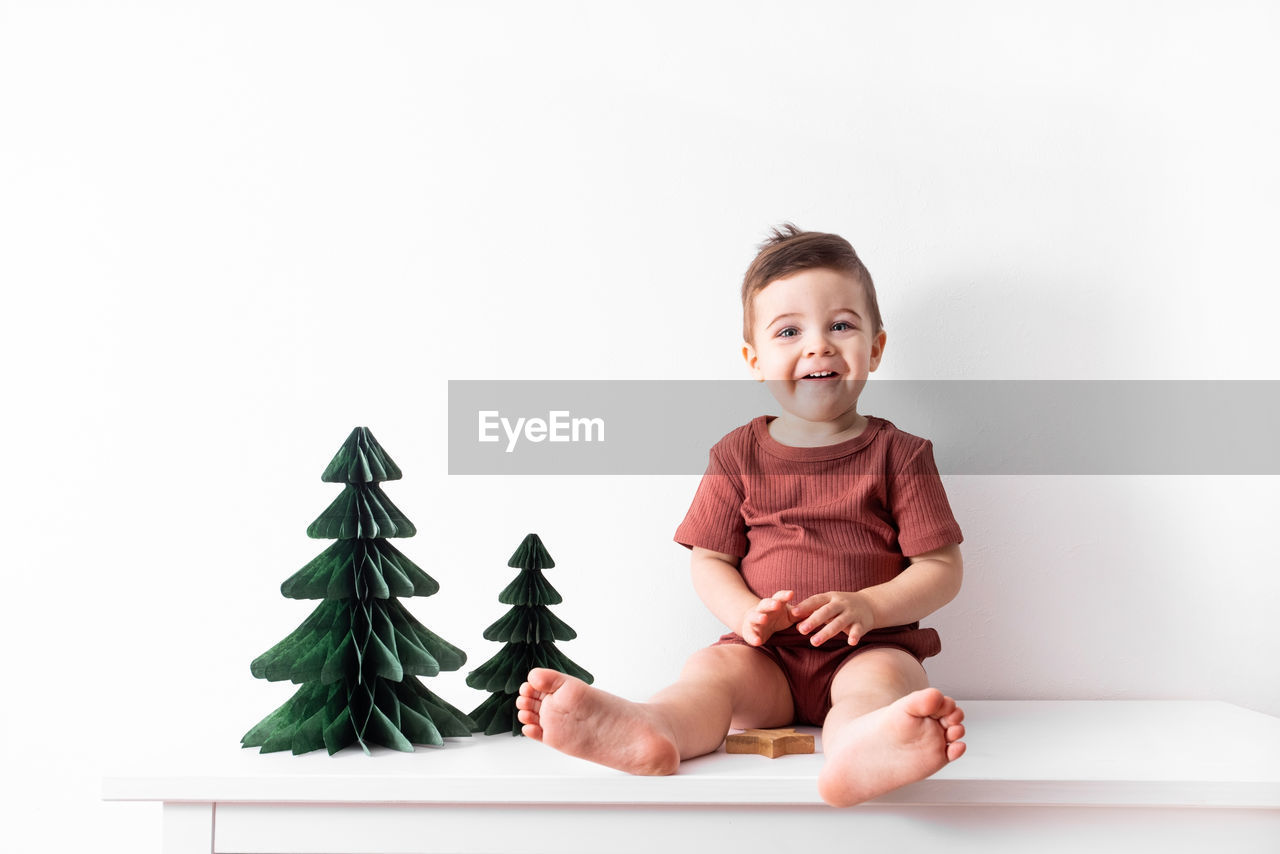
[2,1,1277,851]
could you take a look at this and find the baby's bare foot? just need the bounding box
[818,688,966,807]
[517,668,681,776]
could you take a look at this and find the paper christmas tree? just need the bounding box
[467,533,593,735]
[242,427,474,755]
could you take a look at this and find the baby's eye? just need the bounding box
[776,327,799,338]
[831,321,855,332]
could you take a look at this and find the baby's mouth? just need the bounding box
[799,371,840,381]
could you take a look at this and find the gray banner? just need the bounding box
[447,380,1280,475]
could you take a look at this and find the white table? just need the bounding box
[103,701,1280,854]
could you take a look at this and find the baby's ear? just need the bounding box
[742,343,763,379]
[868,329,887,371]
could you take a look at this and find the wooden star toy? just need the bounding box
[725,728,816,758]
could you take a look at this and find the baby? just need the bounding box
[517,224,966,806]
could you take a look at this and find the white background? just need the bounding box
[2,1,1278,851]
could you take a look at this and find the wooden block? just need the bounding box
[724,728,815,758]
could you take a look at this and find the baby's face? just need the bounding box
[742,267,886,426]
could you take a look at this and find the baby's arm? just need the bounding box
[791,544,964,646]
[690,546,794,646]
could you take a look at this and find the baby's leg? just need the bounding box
[517,645,792,776]
[817,647,966,807]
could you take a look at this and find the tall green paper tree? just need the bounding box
[467,533,593,736]
[242,427,475,755]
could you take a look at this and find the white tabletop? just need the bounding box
[102,700,1280,808]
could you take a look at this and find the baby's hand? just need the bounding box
[741,590,796,647]
[791,591,876,646]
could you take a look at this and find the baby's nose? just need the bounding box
[805,333,835,356]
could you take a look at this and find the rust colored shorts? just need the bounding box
[713,625,941,726]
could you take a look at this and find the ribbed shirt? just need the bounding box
[674,415,963,606]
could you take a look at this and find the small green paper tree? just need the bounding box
[467,533,593,735]
[242,427,474,755]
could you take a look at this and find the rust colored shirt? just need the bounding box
[674,414,963,623]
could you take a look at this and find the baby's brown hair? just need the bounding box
[741,223,883,343]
